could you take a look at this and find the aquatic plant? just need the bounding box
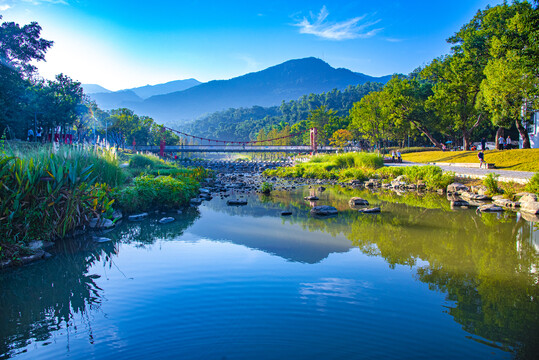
[260,182,273,194]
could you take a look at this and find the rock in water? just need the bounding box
[349,197,369,206]
[159,217,175,224]
[304,196,319,201]
[520,201,539,215]
[93,237,112,243]
[358,207,381,213]
[310,206,338,216]
[281,211,292,216]
[128,213,148,221]
[478,204,504,212]
[227,199,248,206]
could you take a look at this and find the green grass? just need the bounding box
[402,149,539,172]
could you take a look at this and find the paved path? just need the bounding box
[387,161,535,184]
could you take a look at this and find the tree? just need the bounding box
[383,75,439,147]
[0,15,53,77]
[330,129,353,151]
[479,2,539,148]
[349,91,391,148]
[422,53,485,150]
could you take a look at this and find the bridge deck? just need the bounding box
[136,145,338,153]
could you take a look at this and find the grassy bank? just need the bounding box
[402,149,539,172]
[264,152,456,190]
[0,146,209,262]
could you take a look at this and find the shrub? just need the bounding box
[114,175,199,213]
[483,173,500,195]
[525,172,539,195]
[260,182,273,194]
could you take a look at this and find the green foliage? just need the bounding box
[260,182,273,194]
[185,83,383,142]
[114,174,199,213]
[0,149,116,243]
[483,173,500,195]
[525,172,539,195]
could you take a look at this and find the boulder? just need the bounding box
[310,205,338,216]
[447,183,469,194]
[112,210,123,221]
[358,207,381,213]
[471,185,488,195]
[365,179,381,188]
[391,180,406,189]
[461,192,491,201]
[281,211,293,216]
[128,213,148,221]
[520,201,539,215]
[349,197,369,206]
[479,204,504,212]
[28,240,43,251]
[304,196,319,201]
[89,217,115,228]
[395,175,406,182]
[518,193,538,203]
[493,199,520,209]
[159,217,175,224]
[521,212,539,222]
[450,200,470,207]
[189,198,203,206]
[317,186,326,192]
[93,237,112,243]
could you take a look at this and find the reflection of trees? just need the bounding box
[262,186,539,358]
[0,210,200,359]
[112,208,200,245]
[0,240,117,359]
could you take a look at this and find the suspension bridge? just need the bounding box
[134,126,339,155]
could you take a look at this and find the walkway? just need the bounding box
[387,161,535,184]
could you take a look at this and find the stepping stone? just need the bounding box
[358,207,381,213]
[159,217,175,224]
[128,213,148,221]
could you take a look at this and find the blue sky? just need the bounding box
[1,0,504,90]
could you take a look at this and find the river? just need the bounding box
[1,186,538,359]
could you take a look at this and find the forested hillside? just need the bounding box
[185,82,384,141]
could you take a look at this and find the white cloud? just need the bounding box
[0,4,10,11]
[294,5,382,41]
[22,0,68,5]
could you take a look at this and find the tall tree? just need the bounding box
[349,91,391,148]
[479,2,538,148]
[0,15,53,76]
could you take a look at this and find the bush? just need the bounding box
[483,173,500,195]
[114,175,199,213]
[525,172,539,195]
[260,182,273,194]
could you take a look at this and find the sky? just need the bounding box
[0,0,505,91]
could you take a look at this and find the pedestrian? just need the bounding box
[391,150,396,163]
[396,150,402,163]
[477,149,485,168]
[481,137,486,151]
[506,135,511,150]
[498,135,505,150]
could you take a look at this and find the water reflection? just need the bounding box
[0,186,537,359]
[0,209,200,359]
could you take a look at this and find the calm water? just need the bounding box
[1,186,538,359]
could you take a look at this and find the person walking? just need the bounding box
[481,137,486,151]
[477,149,485,168]
[391,150,396,163]
[396,150,402,163]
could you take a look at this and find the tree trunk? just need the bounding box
[515,118,530,149]
[495,127,504,149]
[409,119,443,149]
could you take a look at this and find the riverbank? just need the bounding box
[0,146,208,267]
[402,149,539,172]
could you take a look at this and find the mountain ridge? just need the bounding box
[87,57,392,124]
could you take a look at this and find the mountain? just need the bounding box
[85,79,202,109]
[129,79,201,99]
[130,57,392,125]
[82,84,111,94]
[89,90,142,110]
